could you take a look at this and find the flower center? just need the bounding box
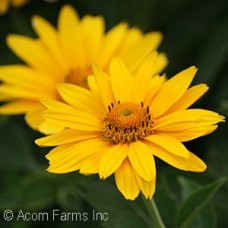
[65,65,92,88]
[102,102,154,144]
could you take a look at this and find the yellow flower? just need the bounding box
[0,5,167,134]
[0,0,28,15]
[35,54,224,200]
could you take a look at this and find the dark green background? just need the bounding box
[0,0,227,227]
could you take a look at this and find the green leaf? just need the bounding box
[0,172,57,210]
[79,177,151,228]
[190,205,216,228]
[174,177,227,228]
[178,176,217,228]
[0,121,38,170]
[178,176,201,200]
[154,175,179,227]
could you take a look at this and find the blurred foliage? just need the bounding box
[0,0,228,227]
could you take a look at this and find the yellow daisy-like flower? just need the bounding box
[0,5,167,134]
[0,0,28,15]
[35,54,224,200]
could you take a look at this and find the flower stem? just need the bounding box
[143,197,166,228]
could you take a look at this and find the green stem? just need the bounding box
[143,197,166,228]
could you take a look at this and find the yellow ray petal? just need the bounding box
[24,104,47,131]
[128,141,155,182]
[0,100,38,114]
[81,15,104,62]
[79,150,105,174]
[101,23,128,67]
[114,158,140,200]
[36,128,99,146]
[135,172,156,199]
[131,52,159,103]
[99,143,128,179]
[46,137,103,162]
[150,66,197,117]
[148,142,206,172]
[92,64,115,109]
[0,93,12,101]
[87,75,99,93]
[46,142,76,160]
[7,35,62,79]
[117,27,142,55]
[146,135,189,158]
[58,5,86,68]
[156,125,218,142]
[152,52,168,75]
[154,109,224,131]
[167,84,209,113]
[47,138,109,173]
[122,32,163,72]
[144,74,166,106]
[182,152,207,172]
[110,58,132,102]
[38,120,66,135]
[57,83,105,119]
[43,114,101,131]
[0,65,56,88]
[42,99,101,131]
[0,85,54,100]
[32,16,67,75]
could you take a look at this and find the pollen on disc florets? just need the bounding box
[102,101,154,144]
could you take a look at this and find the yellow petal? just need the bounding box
[135,172,156,199]
[114,158,140,200]
[146,135,189,158]
[148,142,206,172]
[131,52,159,103]
[128,141,155,182]
[168,84,209,113]
[32,16,67,76]
[0,85,54,100]
[156,125,218,142]
[35,128,98,146]
[47,138,109,173]
[87,75,99,93]
[24,104,47,131]
[152,52,168,75]
[7,35,62,78]
[101,23,128,67]
[183,152,207,172]
[0,93,11,101]
[80,15,104,62]
[42,99,101,131]
[99,143,128,179]
[38,120,66,135]
[79,150,105,174]
[122,32,163,72]
[150,66,197,117]
[144,74,166,106]
[22,103,64,134]
[92,64,115,109]
[58,5,86,68]
[0,65,56,88]
[154,109,225,131]
[57,83,105,119]
[0,100,38,114]
[110,58,132,102]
